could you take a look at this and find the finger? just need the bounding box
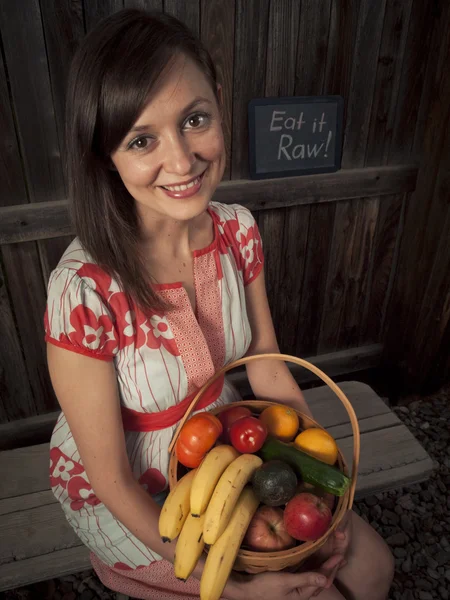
[338,559,347,570]
[313,555,342,592]
[291,572,328,589]
[334,530,346,540]
[314,562,340,593]
[318,554,343,573]
[324,562,341,589]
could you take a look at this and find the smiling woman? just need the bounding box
[44,8,394,600]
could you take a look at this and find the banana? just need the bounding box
[203,453,262,545]
[174,512,206,581]
[190,445,239,517]
[158,469,196,543]
[200,486,259,600]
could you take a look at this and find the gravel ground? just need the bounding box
[1,384,449,600]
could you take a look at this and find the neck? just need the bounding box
[138,208,209,259]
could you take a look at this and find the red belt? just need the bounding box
[121,375,225,432]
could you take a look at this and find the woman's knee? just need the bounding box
[340,514,395,598]
[361,530,395,596]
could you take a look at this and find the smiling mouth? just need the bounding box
[160,171,206,192]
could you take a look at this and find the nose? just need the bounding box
[163,132,196,176]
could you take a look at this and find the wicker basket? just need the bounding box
[167,353,360,574]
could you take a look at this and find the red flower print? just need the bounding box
[109,292,152,350]
[50,447,84,489]
[68,305,118,355]
[109,292,137,349]
[216,207,264,284]
[239,234,255,267]
[146,314,179,356]
[244,232,263,282]
[138,468,167,495]
[217,216,243,268]
[67,475,101,511]
[77,264,119,299]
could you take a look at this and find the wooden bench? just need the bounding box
[0,381,433,592]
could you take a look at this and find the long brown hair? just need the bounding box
[66,9,218,312]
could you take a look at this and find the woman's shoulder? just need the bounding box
[209,202,260,246]
[48,238,122,300]
[53,237,93,272]
[45,238,123,360]
[209,201,256,227]
[209,202,264,285]
[209,202,260,250]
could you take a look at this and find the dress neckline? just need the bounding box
[152,206,218,291]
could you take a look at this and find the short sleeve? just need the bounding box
[44,268,118,361]
[233,205,264,286]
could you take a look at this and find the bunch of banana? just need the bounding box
[160,449,262,588]
[158,468,196,543]
[200,486,259,600]
[190,444,239,517]
[203,453,262,544]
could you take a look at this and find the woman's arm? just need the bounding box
[47,343,244,600]
[243,269,314,419]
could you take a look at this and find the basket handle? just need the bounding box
[168,353,360,507]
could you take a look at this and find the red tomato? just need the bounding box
[229,416,268,453]
[175,439,205,468]
[218,406,252,444]
[175,412,223,468]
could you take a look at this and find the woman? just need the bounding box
[45,9,394,600]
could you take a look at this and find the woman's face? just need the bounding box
[111,56,225,226]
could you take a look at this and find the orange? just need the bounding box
[259,405,299,442]
[294,428,338,465]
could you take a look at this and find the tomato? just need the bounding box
[175,412,223,468]
[229,416,268,453]
[218,406,252,443]
[175,439,205,468]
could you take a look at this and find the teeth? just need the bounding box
[163,176,201,192]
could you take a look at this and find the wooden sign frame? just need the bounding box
[248,95,344,180]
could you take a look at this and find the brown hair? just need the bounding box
[65,9,218,311]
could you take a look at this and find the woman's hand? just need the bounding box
[227,554,342,600]
[310,511,352,596]
[331,510,352,566]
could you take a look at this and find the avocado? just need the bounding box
[251,460,297,506]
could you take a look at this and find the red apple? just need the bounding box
[296,482,336,512]
[284,493,332,542]
[218,406,252,444]
[244,506,296,552]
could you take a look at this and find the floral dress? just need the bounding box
[45,202,264,599]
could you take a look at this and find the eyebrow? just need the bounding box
[129,97,213,133]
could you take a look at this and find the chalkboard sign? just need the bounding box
[248,95,344,179]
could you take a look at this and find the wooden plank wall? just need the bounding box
[383,0,450,393]
[0,0,446,422]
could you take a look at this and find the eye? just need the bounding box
[183,112,211,130]
[128,135,154,151]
